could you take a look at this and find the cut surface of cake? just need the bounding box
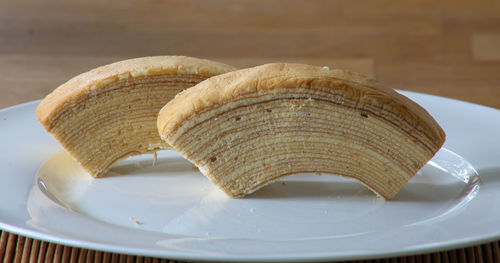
[157,63,446,199]
[36,56,236,177]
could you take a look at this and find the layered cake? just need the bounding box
[157,63,445,199]
[37,56,236,177]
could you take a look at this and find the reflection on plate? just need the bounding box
[2,91,500,262]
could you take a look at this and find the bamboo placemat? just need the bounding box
[1,230,499,263]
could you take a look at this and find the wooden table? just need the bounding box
[1,0,499,262]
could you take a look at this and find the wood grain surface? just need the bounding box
[1,0,500,262]
[2,0,500,110]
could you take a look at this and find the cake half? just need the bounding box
[36,56,236,177]
[157,63,446,199]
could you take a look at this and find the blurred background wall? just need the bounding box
[1,0,500,109]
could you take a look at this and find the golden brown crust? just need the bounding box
[158,63,445,146]
[37,56,237,130]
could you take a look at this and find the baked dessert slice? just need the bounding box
[36,56,236,177]
[157,63,445,199]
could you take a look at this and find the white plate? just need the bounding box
[1,91,500,262]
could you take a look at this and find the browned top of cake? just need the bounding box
[36,56,237,130]
[157,63,445,147]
